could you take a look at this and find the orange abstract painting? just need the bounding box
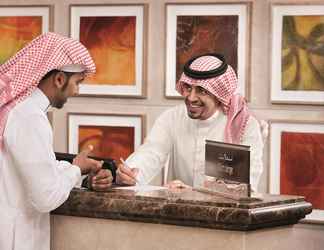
[176,15,238,82]
[0,16,42,64]
[80,16,136,85]
[281,131,324,209]
[78,125,135,161]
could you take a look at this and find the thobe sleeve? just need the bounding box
[5,113,81,213]
[241,116,264,192]
[126,110,174,184]
[56,160,83,187]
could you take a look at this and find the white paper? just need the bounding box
[113,185,167,192]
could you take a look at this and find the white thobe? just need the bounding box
[127,104,263,191]
[0,88,81,250]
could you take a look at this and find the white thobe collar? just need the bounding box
[196,109,221,127]
[31,88,51,113]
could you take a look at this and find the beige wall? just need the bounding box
[51,215,324,250]
[3,0,324,192]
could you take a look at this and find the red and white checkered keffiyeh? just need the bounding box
[176,55,250,144]
[0,32,96,150]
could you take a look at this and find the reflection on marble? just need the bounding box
[52,187,312,231]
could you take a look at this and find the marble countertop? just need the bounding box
[52,186,312,231]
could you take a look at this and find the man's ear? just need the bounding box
[53,71,67,89]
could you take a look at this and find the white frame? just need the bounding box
[68,113,144,155]
[271,4,324,104]
[270,120,324,223]
[0,6,51,64]
[165,3,250,98]
[0,6,51,33]
[70,5,146,97]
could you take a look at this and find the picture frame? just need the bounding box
[269,120,324,223]
[270,4,324,104]
[165,3,251,98]
[68,113,145,162]
[0,5,52,64]
[70,4,147,97]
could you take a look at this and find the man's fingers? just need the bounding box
[132,168,139,177]
[93,177,113,185]
[91,169,113,191]
[116,163,138,185]
[92,182,112,191]
[117,169,136,185]
[79,145,94,157]
[94,169,112,179]
[119,164,136,178]
[165,180,191,189]
[97,160,104,170]
[87,159,103,172]
[93,170,113,184]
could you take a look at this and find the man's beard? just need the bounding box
[53,91,67,109]
[53,79,69,109]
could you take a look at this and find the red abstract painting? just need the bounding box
[78,125,135,161]
[176,15,238,82]
[281,131,324,209]
[0,16,42,64]
[79,16,136,85]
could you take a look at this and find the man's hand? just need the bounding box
[164,180,191,189]
[89,169,113,191]
[72,145,103,175]
[116,162,139,185]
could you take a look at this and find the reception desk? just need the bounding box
[51,187,322,250]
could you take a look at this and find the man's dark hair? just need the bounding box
[41,69,75,91]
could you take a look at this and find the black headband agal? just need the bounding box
[183,53,228,79]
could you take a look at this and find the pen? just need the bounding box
[120,158,142,185]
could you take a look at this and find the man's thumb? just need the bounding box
[80,144,93,156]
[132,168,139,177]
[92,160,104,173]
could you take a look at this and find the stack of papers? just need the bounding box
[113,185,167,192]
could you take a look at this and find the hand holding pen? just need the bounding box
[116,158,142,185]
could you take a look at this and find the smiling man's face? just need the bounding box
[182,82,220,120]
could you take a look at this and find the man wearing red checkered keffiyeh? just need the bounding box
[0,33,112,250]
[0,32,96,147]
[176,53,249,144]
[116,53,263,193]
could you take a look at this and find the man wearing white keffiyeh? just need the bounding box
[116,53,264,192]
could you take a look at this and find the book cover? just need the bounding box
[205,140,250,184]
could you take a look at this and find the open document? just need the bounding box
[113,185,167,192]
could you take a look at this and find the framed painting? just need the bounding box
[0,5,52,64]
[165,3,251,98]
[269,120,324,223]
[70,4,147,97]
[271,4,324,104]
[68,113,145,162]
